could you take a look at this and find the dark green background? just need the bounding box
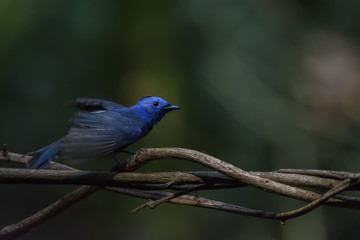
[1,1,360,239]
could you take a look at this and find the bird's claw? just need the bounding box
[110,162,125,172]
[110,156,124,172]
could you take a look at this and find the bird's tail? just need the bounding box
[27,140,61,169]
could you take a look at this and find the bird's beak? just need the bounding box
[164,104,181,111]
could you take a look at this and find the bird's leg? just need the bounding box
[110,151,135,172]
[121,150,135,168]
[113,156,122,165]
[120,150,135,155]
[111,156,124,172]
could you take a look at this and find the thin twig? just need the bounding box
[0,153,92,239]
[278,169,359,180]
[274,176,358,221]
[0,185,99,240]
[107,186,281,219]
[109,175,360,222]
[131,184,207,213]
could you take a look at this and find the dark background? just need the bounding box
[1,1,360,239]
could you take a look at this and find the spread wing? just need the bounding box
[59,110,142,162]
[72,98,125,111]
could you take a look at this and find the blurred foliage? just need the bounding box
[1,0,360,239]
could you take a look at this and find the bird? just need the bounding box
[27,96,180,169]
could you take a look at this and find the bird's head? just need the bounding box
[136,96,180,125]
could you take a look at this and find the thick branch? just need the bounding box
[1,147,360,239]
[0,168,221,186]
[121,148,358,204]
[2,168,359,190]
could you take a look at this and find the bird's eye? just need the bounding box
[153,101,159,107]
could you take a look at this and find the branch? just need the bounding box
[0,149,98,239]
[130,184,208,213]
[2,168,360,191]
[0,186,99,240]
[106,176,358,222]
[0,151,74,171]
[273,177,355,221]
[122,148,360,205]
[279,168,360,179]
[0,168,226,187]
[1,146,360,239]
[106,186,282,218]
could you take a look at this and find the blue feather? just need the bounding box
[27,140,61,169]
[27,97,180,169]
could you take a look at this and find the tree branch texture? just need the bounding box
[1,146,360,239]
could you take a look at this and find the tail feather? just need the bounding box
[27,140,61,169]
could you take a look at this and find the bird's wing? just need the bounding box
[59,110,142,162]
[72,98,125,111]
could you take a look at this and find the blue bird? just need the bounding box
[27,96,180,169]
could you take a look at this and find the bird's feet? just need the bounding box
[110,156,124,172]
[110,163,123,172]
[120,150,135,155]
[110,154,133,172]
